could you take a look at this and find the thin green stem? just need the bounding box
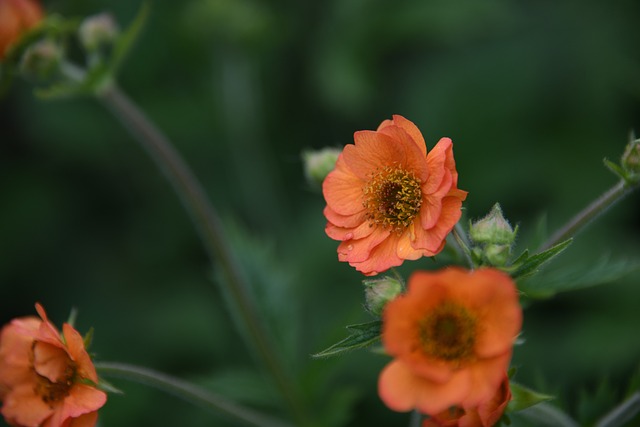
[97,85,312,427]
[540,180,638,251]
[95,362,292,427]
[452,222,475,269]
[595,392,640,427]
[58,62,312,427]
[409,410,423,427]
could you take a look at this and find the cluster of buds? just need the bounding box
[469,203,517,267]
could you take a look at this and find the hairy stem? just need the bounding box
[540,180,637,251]
[95,84,312,426]
[95,362,292,427]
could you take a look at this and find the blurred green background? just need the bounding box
[1,0,640,426]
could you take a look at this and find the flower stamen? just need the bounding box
[363,166,422,232]
[419,302,477,363]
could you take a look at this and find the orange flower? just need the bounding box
[378,268,521,416]
[322,115,467,275]
[0,0,43,60]
[0,304,106,427]
[422,375,511,427]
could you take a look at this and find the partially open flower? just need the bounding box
[0,303,106,427]
[0,0,43,60]
[378,268,521,416]
[322,115,467,275]
[422,375,511,427]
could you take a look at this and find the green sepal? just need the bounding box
[83,327,94,350]
[509,238,572,280]
[107,1,150,81]
[604,158,628,182]
[507,382,553,413]
[96,377,124,394]
[312,320,382,359]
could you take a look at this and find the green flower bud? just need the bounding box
[483,244,511,267]
[19,39,63,80]
[469,203,517,245]
[302,147,340,189]
[363,276,403,316]
[79,13,119,52]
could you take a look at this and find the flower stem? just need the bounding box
[96,84,313,426]
[57,61,311,427]
[595,392,640,427]
[95,361,292,427]
[409,410,423,427]
[540,180,638,251]
[452,222,475,269]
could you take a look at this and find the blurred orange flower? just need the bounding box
[322,115,467,275]
[422,375,511,427]
[0,0,43,59]
[0,304,106,427]
[378,268,521,416]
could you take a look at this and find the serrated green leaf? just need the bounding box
[507,382,553,413]
[312,320,382,359]
[511,239,572,280]
[518,257,640,299]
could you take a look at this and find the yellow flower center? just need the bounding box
[419,302,477,363]
[363,166,422,232]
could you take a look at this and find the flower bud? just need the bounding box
[302,147,340,189]
[79,12,119,52]
[363,276,403,316]
[19,38,62,80]
[469,203,516,245]
[483,244,511,267]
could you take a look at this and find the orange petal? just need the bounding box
[1,382,53,427]
[322,155,366,216]
[347,233,404,275]
[67,411,99,427]
[33,341,70,383]
[325,218,375,241]
[346,131,427,181]
[379,360,472,415]
[47,385,106,427]
[376,125,429,181]
[63,324,98,382]
[337,227,390,264]
[423,138,452,194]
[323,205,366,228]
[390,115,427,155]
[460,353,511,409]
[414,196,463,253]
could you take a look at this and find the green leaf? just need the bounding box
[109,1,150,77]
[312,321,382,359]
[519,257,640,299]
[511,238,572,280]
[507,382,553,413]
